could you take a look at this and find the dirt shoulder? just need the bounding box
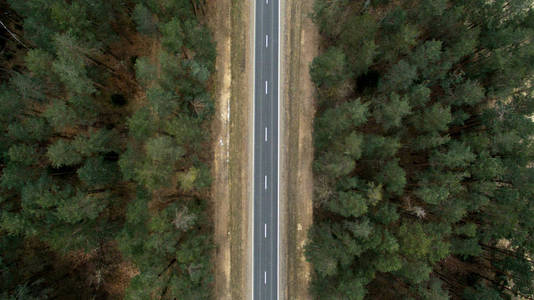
[207,0,252,299]
[280,0,318,299]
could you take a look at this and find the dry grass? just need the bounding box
[280,0,319,298]
[208,0,252,298]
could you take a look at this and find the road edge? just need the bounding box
[278,0,286,299]
[249,0,255,298]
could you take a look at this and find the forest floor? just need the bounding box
[281,0,318,298]
[208,0,252,299]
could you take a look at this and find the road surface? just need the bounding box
[253,0,279,298]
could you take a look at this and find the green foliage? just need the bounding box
[463,285,503,300]
[67,94,98,126]
[416,279,450,300]
[378,59,417,92]
[411,103,452,133]
[312,0,349,39]
[193,164,212,191]
[397,223,431,260]
[127,106,157,141]
[1,162,36,191]
[396,261,432,284]
[77,156,118,187]
[340,14,378,76]
[73,129,119,156]
[430,141,475,168]
[1,173,111,252]
[343,132,363,159]
[119,198,212,299]
[146,86,179,118]
[373,93,411,130]
[315,151,355,178]
[362,135,400,159]
[0,0,217,298]
[306,224,344,278]
[375,159,406,196]
[51,33,96,95]
[135,57,158,87]
[135,160,173,191]
[182,19,216,69]
[387,25,420,62]
[326,191,368,218]
[116,4,215,296]
[414,185,449,205]
[163,114,204,150]
[315,99,368,150]
[118,144,141,182]
[448,80,485,107]
[160,17,185,54]
[25,49,54,78]
[8,118,52,142]
[9,0,114,50]
[409,40,443,74]
[374,254,402,273]
[309,0,534,298]
[133,4,158,35]
[47,139,82,167]
[145,136,183,164]
[450,237,482,259]
[411,133,451,151]
[43,100,79,130]
[178,167,198,192]
[310,47,349,89]
[9,72,45,101]
[8,144,38,166]
[0,86,23,125]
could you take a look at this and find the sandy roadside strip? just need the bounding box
[208,0,252,299]
[281,0,318,298]
[208,0,232,298]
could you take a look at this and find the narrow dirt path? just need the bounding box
[208,0,252,299]
[208,0,231,298]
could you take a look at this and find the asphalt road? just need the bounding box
[253,0,279,298]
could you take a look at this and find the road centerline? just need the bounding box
[253,0,279,298]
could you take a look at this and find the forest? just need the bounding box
[0,0,214,299]
[308,0,534,299]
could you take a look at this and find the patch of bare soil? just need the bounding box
[280,0,318,298]
[59,242,137,300]
[207,0,252,298]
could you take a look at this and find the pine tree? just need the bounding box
[308,0,534,298]
[47,139,82,167]
[310,47,350,89]
[133,4,158,36]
